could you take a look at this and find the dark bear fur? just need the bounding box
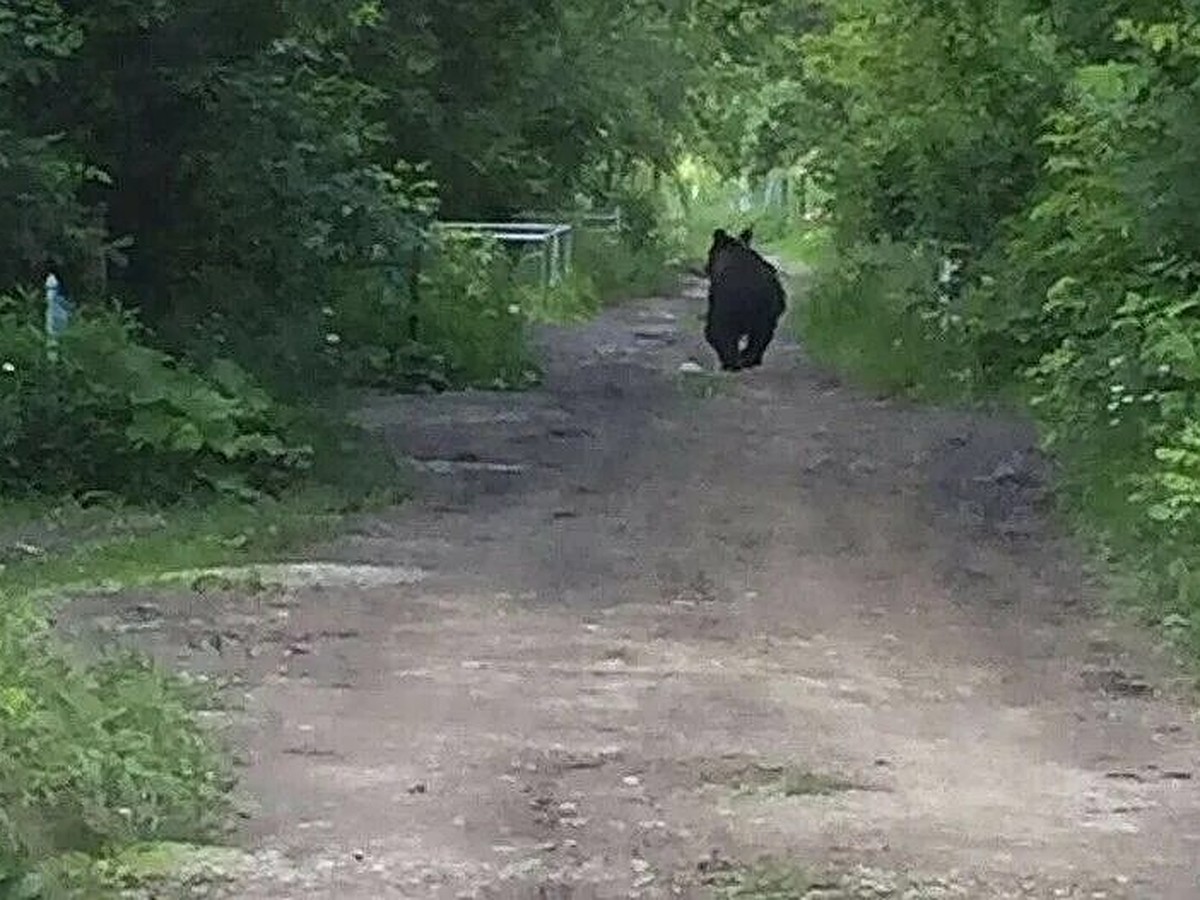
[703,227,786,371]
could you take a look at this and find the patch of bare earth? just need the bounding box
[61,277,1200,898]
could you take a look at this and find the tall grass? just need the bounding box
[797,237,979,400]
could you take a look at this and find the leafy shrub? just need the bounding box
[415,235,539,389]
[0,295,310,500]
[324,232,538,392]
[0,613,232,897]
[514,271,602,325]
[985,26,1200,648]
[801,238,977,398]
[785,1,1200,654]
[294,216,673,397]
[571,227,676,304]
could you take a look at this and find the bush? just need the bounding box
[782,1,1200,656]
[984,32,1200,651]
[410,235,539,389]
[571,227,676,304]
[801,238,978,398]
[324,218,676,395]
[324,232,538,392]
[514,270,602,325]
[0,295,310,501]
[0,612,232,897]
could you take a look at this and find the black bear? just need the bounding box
[703,227,786,371]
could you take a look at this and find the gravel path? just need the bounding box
[64,276,1200,898]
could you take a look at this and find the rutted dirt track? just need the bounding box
[65,276,1200,897]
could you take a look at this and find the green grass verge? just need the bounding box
[0,417,405,603]
[706,861,982,899]
[0,419,404,898]
[0,487,372,602]
[18,842,255,899]
[785,234,979,402]
[763,226,834,272]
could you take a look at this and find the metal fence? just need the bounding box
[515,209,623,232]
[437,208,622,288]
[436,221,573,287]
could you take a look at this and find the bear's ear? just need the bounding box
[712,228,729,243]
[738,227,753,244]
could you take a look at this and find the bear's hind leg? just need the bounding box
[741,318,778,368]
[705,319,742,371]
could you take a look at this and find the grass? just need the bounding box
[778,234,981,403]
[8,842,254,899]
[0,616,238,898]
[779,769,859,797]
[0,488,367,602]
[744,765,860,799]
[707,862,976,899]
[707,862,822,899]
[763,225,835,271]
[0,421,405,604]
[513,271,602,325]
[76,841,251,897]
[698,758,861,799]
[0,419,405,899]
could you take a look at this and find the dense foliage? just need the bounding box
[0,0,713,499]
[1,294,312,501]
[0,0,697,330]
[714,0,1200,651]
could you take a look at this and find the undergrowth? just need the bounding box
[0,635,234,899]
[0,417,402,897]
[0,296,311,502]
[798,237,980,402]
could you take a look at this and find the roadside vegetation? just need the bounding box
[671,10,1200,871]
[681,1,1200,671]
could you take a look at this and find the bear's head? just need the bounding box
[705,226,754,277]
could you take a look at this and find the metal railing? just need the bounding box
[515,208,623,232]
[431,207,623,288]
[436,221,574,287]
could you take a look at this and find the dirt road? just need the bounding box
[66,276,1200,897]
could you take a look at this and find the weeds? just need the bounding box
[779,769,859,797]
[708,862,820,899]
[0,616,234,896]
[797,238,980,401]
[0,418,403,897]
